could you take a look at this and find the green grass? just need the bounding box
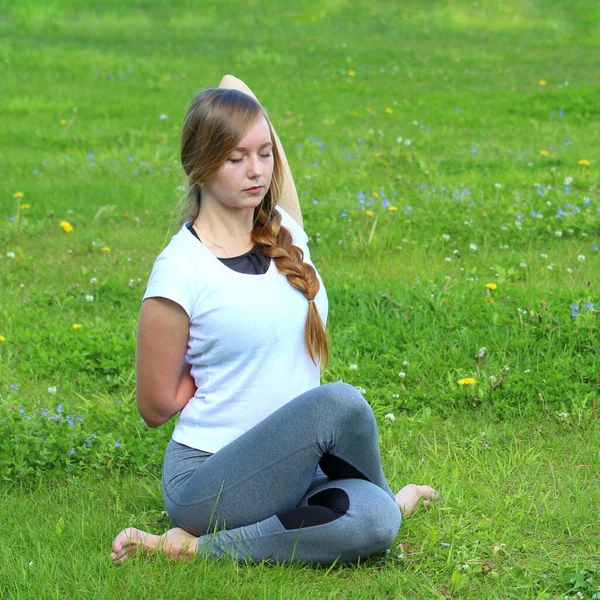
[1,0,599,598]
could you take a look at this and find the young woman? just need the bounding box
[110,75,437,566]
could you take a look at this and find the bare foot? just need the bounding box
[110,527,199,565]
[395,484,438,517]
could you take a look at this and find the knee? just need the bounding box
[364,505,400,553]
[318,382,372,420]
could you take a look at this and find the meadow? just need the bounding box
[1,0,599,598]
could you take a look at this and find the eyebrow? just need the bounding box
[231,142,273,152]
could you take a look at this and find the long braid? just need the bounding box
[251,205,329,373]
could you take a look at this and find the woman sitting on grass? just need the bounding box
[111,74,437,565]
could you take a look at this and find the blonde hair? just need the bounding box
[179,88,329,373]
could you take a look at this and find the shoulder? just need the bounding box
[276,205,309,246]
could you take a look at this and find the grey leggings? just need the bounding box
[161,382,401,565]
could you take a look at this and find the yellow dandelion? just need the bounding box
[365,107,372,113]
[60,119,67,125]
[388,206,398,212]
[72,324,82,330]
[13,191,24,199]
[374,152,383,157]
[538,79,547,86]
[123,211,130,218]
[366,210,374,217]
[100,246,111,253]
[0,335,6,342]
[540,150,550,157]
[20,203,30,210]
[372,192,380,199]
[347,70,356,77]
[351,111,359,117]
[485,283,497,290]
[458,378,476,386]
[60,220,74,233]
[578,159,590,166]
[385,107,393,114]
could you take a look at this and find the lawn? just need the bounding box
[1,0,599,598]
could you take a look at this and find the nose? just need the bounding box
[247,154,263,178]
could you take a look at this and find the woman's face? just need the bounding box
[201,116,274,211]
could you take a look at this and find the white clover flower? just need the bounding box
[555,230,562,237]
[577,255,585,262]
[159,113,168,120]
[469,243,477,251]
[396,136,403,143]
[85,294,94,302]
[48,386,57,394]
[349,364,358,370]
[6,251,16,259]
[402,361,409,367]
[520,262,527,268]
[477,347,487,358]
[540,253,548,258]
[489,375,496,383]
[494,183,502,189]
[445,257,452,262]
[564,176,573,185]
[356,386,366,394]
[89,277,97,284]
[398,371,406,379]
[547,264,553,270]
[566,267,573,273]
[441,234,450,241]
[404,139,412,146]
[29,561,34,567]
[515,221,522,230]
[384,413,396,423]
[392,393,399,399]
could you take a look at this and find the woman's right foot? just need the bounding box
[395,484,438,517]
[110,527,199,565]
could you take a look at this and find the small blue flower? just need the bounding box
[584,302,594,310]
[50,415,60,421]
[565,186,571,193]
[312,161,319,167]
[341,212,347,217]
[10,383,19,390]
[88,153,94,159]
[571,311,579,317]
[77,416,83,422]
[296,143,303,149]
[68,419,75,426]
[68,448,75,455]
[591,243,598,252]
[517,214,523,221]
[26,416,32,421]
[33,169,39,175]
[381,199,390,208]
[357,191,365,201]
[128,156,134,162]
[471,148,477,153]
[114,442,121,447]
[57,404,63,413]
[559,108,564,117]
[41,410,48,417]
[583,197,591,206]
[9,216,15,222]
[570,304,580,310]
[91,433,97,439]
[84,438,91,448]
[19,408,25,414]
[312,199,319,205]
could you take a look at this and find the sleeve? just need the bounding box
[276,205,309,246]
[142,247,195,318]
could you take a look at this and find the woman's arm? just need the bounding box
[136,297,193,428]
[219,74,303,229]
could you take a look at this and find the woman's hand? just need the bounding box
[218,74,303,228]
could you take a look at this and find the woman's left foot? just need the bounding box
[110,527,199,565]
[395,484,438,517]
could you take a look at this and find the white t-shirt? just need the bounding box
[143,205,328,452]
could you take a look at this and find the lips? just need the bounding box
[244,186,263,192]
